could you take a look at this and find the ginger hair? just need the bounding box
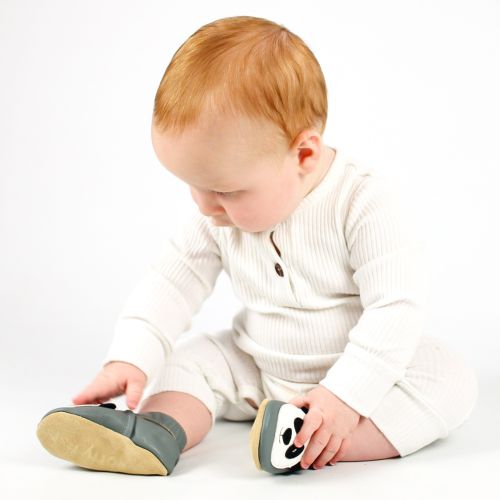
[152,15,328,156]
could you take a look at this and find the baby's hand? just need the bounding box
[288,385,361,469]
[72,361,147,410]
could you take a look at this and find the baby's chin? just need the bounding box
[210,216,235,227]
[210,216,278,233]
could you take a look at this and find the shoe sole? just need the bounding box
[250,398,289,473]
[36,411,168,475]
[249,398,269,470]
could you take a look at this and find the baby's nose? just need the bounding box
[196,197,225,217]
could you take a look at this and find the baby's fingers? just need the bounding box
[125,379,145,410]
[72,389,104,405]
[72,374,121,405]
[288,394,307,409]
[295,408,320,447]
[72,386,112,405]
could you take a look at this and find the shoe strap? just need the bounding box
[99,403,116,409]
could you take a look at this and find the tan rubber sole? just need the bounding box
[36,412,168,475]
[249,398,269,471]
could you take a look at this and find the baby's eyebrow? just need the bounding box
[193,182,242,192]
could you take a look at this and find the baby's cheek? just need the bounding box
[230,208,254,227]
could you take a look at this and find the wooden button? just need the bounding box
[275,262,284,277]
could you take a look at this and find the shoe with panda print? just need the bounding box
[249,398,311,474]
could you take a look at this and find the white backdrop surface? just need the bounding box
[0,1,498,498]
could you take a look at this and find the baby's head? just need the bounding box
[151,15,332,233]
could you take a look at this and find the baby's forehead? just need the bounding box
[152,123,283,189]
[155,109,286,152]
[188,157,270,192]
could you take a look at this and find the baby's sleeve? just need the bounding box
[100,210,223,384]
[319,173,428,418]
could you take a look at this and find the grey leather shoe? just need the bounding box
[249,399,311,474]
[36,402,187,476]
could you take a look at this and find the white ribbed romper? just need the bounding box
[102,148,478,457]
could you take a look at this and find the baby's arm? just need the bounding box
[100,210,223,388]
[320,174,427,418]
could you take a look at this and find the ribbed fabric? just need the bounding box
[102,148,428,420]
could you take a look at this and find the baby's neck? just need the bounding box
[303,144,336,197]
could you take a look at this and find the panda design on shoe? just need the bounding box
[249,399,311,474]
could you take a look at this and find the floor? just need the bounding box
[3,376,498,500]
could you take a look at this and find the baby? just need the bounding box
[36,15,478,476]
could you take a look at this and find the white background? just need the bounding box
[1,1,499,498]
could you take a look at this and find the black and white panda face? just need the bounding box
[270,404,310,469]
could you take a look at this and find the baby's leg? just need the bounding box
[137,329,264,458]
[334,336,478,463]
[138,391,212,452]
[330,417,400,463]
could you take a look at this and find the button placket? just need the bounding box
[270,230,282,258]
[270,231,284,277]
[269,228,301,306]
